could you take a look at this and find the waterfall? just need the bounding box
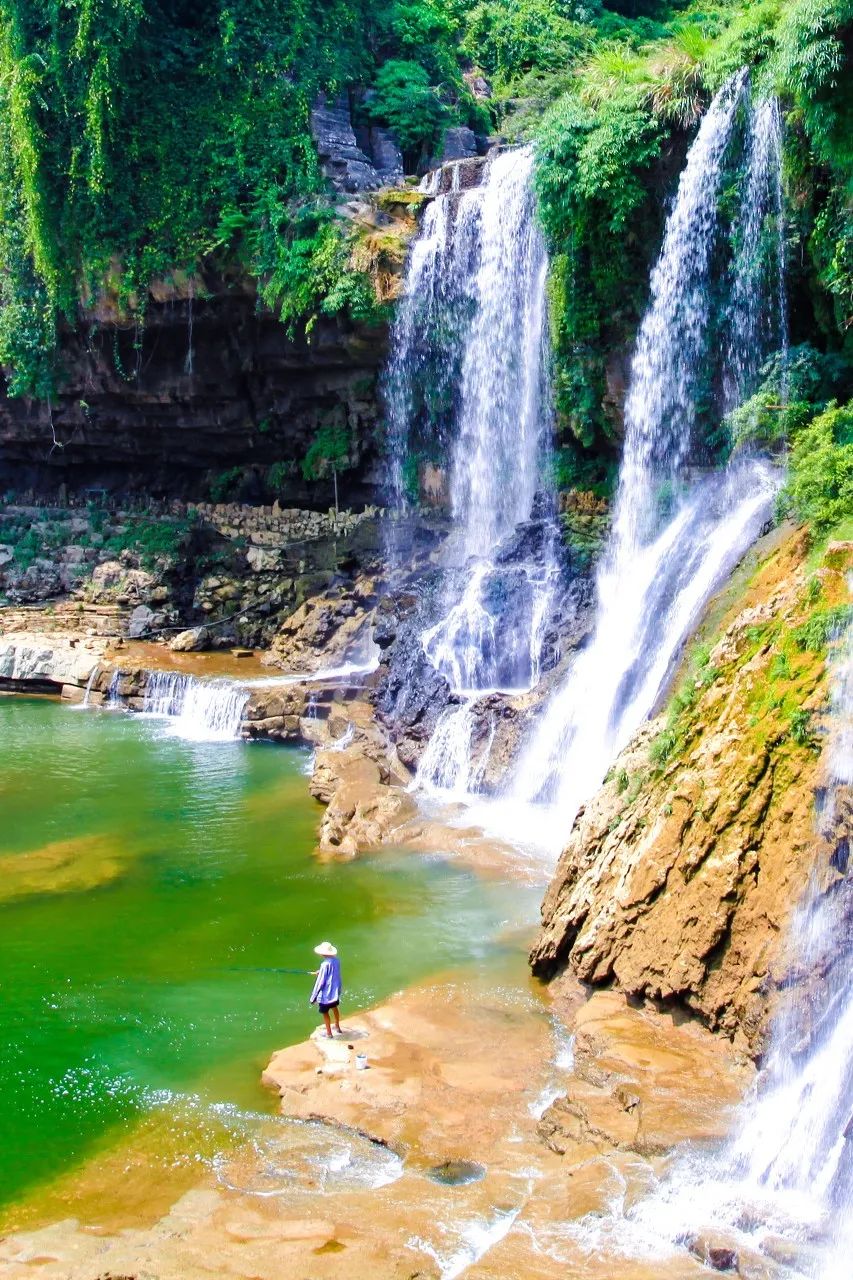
[503,72,784,850]
[107,670,122,708]
[80,666,99,708]
[141,671,248,742]
[604,593,853,1277]
[386,146,558,795]
[725,95,788,412]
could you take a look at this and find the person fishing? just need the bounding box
[309,941,342,1038]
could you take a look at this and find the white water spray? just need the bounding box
[141,671,248,741]
[500,71,785,850]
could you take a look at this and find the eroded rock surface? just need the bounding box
[532,531,853,1052]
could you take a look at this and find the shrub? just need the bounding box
[783,402,853,537]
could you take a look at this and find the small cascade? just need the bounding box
[386,146,558,795]
[141,671,248,742]
[80,666,99,708]
[506,70,785,847]
[414,699,496,799]
[106,670,122,708]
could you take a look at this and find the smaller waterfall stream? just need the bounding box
[142,671,249,741]
[386,146,559,796]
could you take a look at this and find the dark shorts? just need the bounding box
[319,1001,339,1015]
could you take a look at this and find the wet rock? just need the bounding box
[532,532,852,1052]
[686,1232,739,1271]
[169,626,210,652]
[425,1160,485,1185]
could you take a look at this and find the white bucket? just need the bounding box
[355,1053,368,1070]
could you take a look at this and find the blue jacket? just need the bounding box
[310,956,342,1005]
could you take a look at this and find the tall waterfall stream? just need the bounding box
[391,74,788,860]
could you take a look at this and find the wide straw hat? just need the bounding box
[314,941,337,957]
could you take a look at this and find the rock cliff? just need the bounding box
[531,529,852,1053]
[0,273,388,502]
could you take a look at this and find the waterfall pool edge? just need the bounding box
[0,695,541,1225]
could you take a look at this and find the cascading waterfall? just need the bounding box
[594,594,853,1277]
[79,666,99,708]
[141,671,249,742]
[725,95,788,412]
[501,73,784,849]
[385,146,558,796]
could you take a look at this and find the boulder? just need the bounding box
[168,626,210,652]
[441,126,478,161]
[127,605,164,639]
[246,545,282,572]
[368,127,404,181]
[310,94,380,193]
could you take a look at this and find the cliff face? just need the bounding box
[0,273,388,503]
[531,529,852,1053]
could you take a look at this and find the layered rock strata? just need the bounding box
[531,531,852,1052]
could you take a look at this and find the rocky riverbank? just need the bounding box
[0,956,752,1280]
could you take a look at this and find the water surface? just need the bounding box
[0,697,534,1210]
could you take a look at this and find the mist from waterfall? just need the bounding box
[385,147,559,796]
[499,75,785,850]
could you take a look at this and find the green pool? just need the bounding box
[0,697,535,1212]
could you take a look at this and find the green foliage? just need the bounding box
[301,425,350,482]
[209,467,245,503]
[535,87,663,450]
[460,0,594,90]
[782,402,853,538]
[788,706,815,746]
[369,60,447,156]
[649,642,719,770]
[725,344,849,450]
[794,602,853,651]
[101,517,193,568]
[0,0,469,393]
[266,461,294,493]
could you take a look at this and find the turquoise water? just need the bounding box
[0,697,535,1210]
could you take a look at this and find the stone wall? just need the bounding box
[187,500,381,546]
